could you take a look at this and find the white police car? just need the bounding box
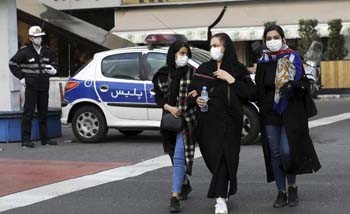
[61,35,259,144]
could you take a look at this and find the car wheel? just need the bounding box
[72,106,108,143]
[119,130,143,136]
[241,105,260,145]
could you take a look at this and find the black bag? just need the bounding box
[300,76,318,118]
[160,71,183,132]
[303,87,318,118]
[160,112,183,132]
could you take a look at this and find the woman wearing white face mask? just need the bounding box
[190,33,256,214]
[255,25,321,208]
[152,41,198,213]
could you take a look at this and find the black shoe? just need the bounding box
[273,191,288,208]
[178,180,192,200]
[288,186,299,207]
[22,141,35,148]
[41,140,57,145]
[169,196,181,213]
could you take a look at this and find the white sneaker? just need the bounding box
[215,197,228,214]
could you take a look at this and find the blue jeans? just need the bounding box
[265,125,296,192]
[172,132,186,193]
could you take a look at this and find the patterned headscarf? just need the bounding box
[258,44,303,113]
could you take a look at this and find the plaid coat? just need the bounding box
[152,66,197,175]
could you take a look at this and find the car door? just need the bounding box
[95,52,148,120]
[143,51,167,121]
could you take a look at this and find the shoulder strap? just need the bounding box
[167,70,172,86]
[186,67,191,79]
[166,71,172,103]
[227,85,231,104]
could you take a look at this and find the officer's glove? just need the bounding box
[44,65,57,75]
[20,78,25,87]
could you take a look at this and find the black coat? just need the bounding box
[190,60,256,197]
[9,43,56,91]
[255,61,321,183]
[152,65,196,175]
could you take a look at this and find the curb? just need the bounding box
[318,94,350,99]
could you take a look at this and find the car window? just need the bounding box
[101,53,141,80]
[72,59,92,77]
[145,52,167,80]
[191,48,211,65]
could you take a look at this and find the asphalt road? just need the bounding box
[1,98,350,214]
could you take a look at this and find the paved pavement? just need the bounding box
[0,98,349,214]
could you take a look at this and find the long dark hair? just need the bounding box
[262,24,286,42]
[211,33,240,74]
[166,40,192,69]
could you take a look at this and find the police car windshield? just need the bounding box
[191,48,211,65]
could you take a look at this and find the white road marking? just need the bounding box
[0,113,349,211]
[309,112,350,128]
[0,147,202,212]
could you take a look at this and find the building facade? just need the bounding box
[20,0,350,71]
[112,0,350,67]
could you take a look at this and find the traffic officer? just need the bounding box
[9,26,58,148]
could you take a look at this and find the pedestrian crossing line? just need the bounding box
[0,148,201,212]
[309,112,350,128]
[0,112,349,212]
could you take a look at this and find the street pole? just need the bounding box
[0,0,20,112]
[0,0,23,142]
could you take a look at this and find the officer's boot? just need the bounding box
[22,141,35,148]
[41,140,58,145]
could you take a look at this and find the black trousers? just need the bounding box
[21,87,48,142]
[211,159,229,198]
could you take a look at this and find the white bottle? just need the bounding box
[200,86,208,112]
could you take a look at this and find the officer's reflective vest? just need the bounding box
[9,43,56,91]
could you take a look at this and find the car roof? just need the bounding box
[93,46,208,58]
[93,46,169,58]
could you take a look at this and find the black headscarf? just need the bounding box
[211,33,240,77]
[161,40,192,105]
[166,40,192,80]
[192,33,248,91]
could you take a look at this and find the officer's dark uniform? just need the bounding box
[9,43,56,145]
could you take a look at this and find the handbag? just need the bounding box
[303,87,318,118]
[300,76,318,118]
[161,112,183,132]
[160,71,183,132]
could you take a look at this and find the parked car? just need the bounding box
[61,43,259,144]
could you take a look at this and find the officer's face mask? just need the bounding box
[175,55,189,67]
[31,37,42,46]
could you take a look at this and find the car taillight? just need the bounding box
[64,81,80,92]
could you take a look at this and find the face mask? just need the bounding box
[175,55,188,67]
[266,39,283,52]
[210,47,224,61]
[32,37,42,46]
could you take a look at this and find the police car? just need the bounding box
[61,35,260,144]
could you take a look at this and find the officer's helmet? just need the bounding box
[28,26,46,37]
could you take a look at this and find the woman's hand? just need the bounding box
[196,97,207,108]
[213,69,236,84]
[188,90,198,97]
[164,104,182,118]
